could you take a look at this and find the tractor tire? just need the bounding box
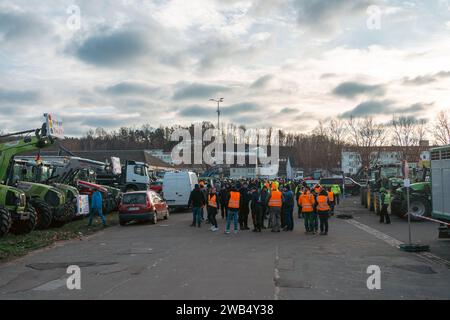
[391,198,403,217]
[52,203,75,227]
[31,199,53,230]
[10,206,37,235]
[369,192,375,212]
[0,207,12,238]
[409,198,432,221]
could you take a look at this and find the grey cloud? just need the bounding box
[0,10,49,43]
[251,75,274,89]
[397,102,434,114]
[0,88,41,104]
[102,82,160,96]
[340,100,394,118]
[173,83,230,100]
[177,102,260,118]
[321,73,337,79]
[177,105,211,118]
[279,107,298,114]
[74,30,150,67]
[403,71,450,86]
[332,82,386,99]
[293,0,374,35]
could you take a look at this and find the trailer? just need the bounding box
[430,145,450,238]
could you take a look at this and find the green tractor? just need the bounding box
[0,184,37,237]
[361,164,403,214]
[391,181,432,220]
[10,159,79,225]
[0,118,71,230]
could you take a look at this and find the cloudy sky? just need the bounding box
[1,0,450,136]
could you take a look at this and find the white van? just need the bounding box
[162,171,198,209]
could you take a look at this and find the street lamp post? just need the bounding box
[209,98,224,131]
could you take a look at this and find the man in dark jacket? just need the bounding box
[260,185,269,229]
[219,185,228,219]
[250,186,264,232]
[282,185,295,231]
[188,184,206,228]
[239,183,251,230]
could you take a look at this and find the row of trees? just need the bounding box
[58,111,450,172]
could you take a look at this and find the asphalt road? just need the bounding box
[0,197,449,300]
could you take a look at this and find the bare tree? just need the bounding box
[347,116,386,170]
[391,115,429,161]
[433,111,450,145]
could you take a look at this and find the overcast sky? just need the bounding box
[1,0,450,136]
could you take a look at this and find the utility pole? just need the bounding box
[210,98,224,132]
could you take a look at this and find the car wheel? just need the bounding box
[119,220,127,226]
[164,212,168,220]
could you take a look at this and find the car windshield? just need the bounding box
[122,193,147,205]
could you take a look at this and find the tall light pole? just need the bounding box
[209,98,224,131]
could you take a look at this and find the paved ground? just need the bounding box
[0,196,449,300]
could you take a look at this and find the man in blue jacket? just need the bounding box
[89,190,106,227]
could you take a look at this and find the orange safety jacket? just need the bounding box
[268,190,282,207]
[317,195,330,212]
[228,191,240,209]
[208,194,218,208]
[327,191,335,202]
[299,193,314,213]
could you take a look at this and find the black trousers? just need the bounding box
[318,211,329,233]
[208,207,218,228]
[220,203,227,219]
[239,205,250,228]
[380,205,391,224]
[251,206,264,231]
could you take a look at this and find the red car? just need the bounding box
[119,190,169,226]
[150,180,163,194]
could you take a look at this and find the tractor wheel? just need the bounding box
[10,206,37,235]
[52,203,75,227]
[409,198,432,221]
[0,207,12,238]
[369,192,374,212]
[31,199,53,230]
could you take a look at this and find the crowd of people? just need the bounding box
[188,179,343,236]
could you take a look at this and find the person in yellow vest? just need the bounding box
[298,187,315,234]
[315,189,331,235]
[379,188,391,224]
[226,185,241,234]
[331,184,341,205]
[267,184,283,232]
[327,187,335,215]
[207,187,220,232]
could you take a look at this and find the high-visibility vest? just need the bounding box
[268,190,282,207]
[228,191,240,209]
[208,194,217,208]
[331,185,341,195]
[299,193,314,213]
[327,191,335,202]
[383,192,391,205]
[317,195,330,212]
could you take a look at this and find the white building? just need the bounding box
[146,149,173,165]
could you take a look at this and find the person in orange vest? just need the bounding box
[225,184,242,234]
[298,187,315,234]
[207,187,220,232]
[267,184,283,232]
[315,189,331,235]
[327,187,335,215]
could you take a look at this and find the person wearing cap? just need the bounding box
[188,184,206,228]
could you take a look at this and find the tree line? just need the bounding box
[56,110,450,172]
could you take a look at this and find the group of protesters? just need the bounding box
[188,179,342,236]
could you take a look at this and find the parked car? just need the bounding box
[150,180,163,194]
[119,190,169,226]
[319,177,362,195]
